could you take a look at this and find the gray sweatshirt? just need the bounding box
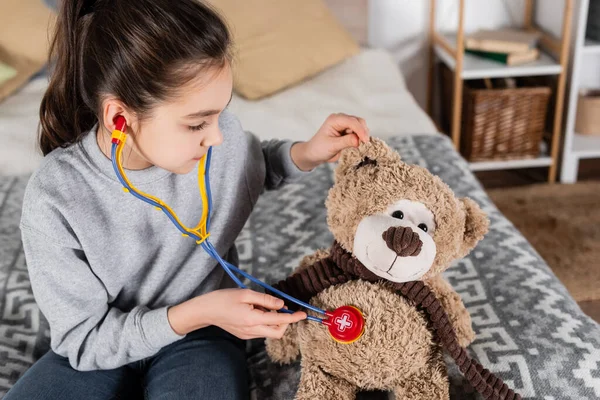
[20,110,308,371]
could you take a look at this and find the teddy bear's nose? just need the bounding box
[382,226,422,257]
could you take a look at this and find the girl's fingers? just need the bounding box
[252,309,306,326]
[333,132,359,152]
[331,114,368,143]
[248,324,289,339]
[240,289,284,311]
[345,116,369,143]
[356,117,370,142]
[329,114,364,139]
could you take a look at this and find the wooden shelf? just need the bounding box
[561,0,600,182]
[428,0,573,183]
[584,38,600,54]
[436,34,562,80]
[469,155,552,172]
[571,133,600,159]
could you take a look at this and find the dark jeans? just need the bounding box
[4,326,248,400]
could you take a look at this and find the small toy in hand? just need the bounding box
[323,305,364,344]
[266,138,521,400]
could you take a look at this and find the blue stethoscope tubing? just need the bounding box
[111,143,325,323]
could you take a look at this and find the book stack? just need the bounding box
[465,28,541,66]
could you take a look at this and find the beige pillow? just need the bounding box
[208,0,360,100]
[0,0,56,103]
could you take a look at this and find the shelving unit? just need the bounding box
[469,155,553,172]
[434,34,563,80]
[561,0,600,182]
[584,38,600,53]
[427,0,574,183]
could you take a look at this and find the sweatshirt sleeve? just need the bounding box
[260,138,312,190]
[20,224,184,371]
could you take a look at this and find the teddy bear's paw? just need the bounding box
[265,325,300,364]
[456,326,476,348]
[393,370,450,399]
[452,309,476,347]
[296,363,358,400]
[265,339,299,364]
[394,386,449,400]
[295,249,331,274]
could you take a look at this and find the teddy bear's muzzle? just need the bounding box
[381,226,423,257]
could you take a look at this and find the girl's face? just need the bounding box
[124,64,233,174]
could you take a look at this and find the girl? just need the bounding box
[5,0,369,399]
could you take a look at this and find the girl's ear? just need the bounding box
[101,98,137,134]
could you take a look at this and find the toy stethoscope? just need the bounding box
[110,116,364,343]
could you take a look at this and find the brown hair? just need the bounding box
[39,0,232,156]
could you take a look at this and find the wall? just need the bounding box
[366,0,530,108]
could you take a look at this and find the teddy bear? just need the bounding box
[265,137,521,400]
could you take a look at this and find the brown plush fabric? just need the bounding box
[488,182,600,302]
[265,137,494,400]
[271,242,521,400]
[291,279,444,399]
[382,226,423,257]
[325,138,489,279]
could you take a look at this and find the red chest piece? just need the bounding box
[323,305,365,344]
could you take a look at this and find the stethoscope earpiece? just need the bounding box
[111,116,127,145]
[113,115,127,133]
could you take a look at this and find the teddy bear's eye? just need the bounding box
[355,157,377,169]
[392,211,404,219]
[418,223,428,232]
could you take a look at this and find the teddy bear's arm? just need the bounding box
[296,361,358,400]
[265,322,301,364]
[265,249,331,364]
[294,249,331,274]
[423,275,475,347]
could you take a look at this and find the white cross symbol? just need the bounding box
[334,312,354,332]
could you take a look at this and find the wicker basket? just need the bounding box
[440,64,551,162]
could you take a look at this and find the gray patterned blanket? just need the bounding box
[1,135,599,399]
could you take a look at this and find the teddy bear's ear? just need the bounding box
[334,137,400,181]
[458,198,489,257]
[336,145,363,172]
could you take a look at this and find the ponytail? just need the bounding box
[39,0,96,156]
[38,0,232,156]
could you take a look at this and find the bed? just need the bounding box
[229,48,439,142]
[1,22,599,400]
[0,48,437,175]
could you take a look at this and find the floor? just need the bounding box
[475,158,600,323]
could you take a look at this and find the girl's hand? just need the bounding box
[168,289,307,339]
[291,113,370,171]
